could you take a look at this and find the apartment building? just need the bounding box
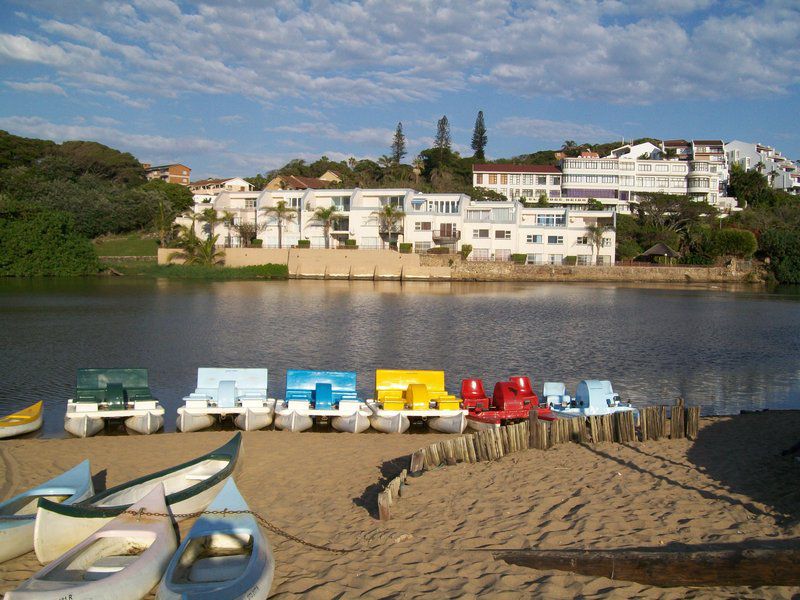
[725,140,800,195]
[472,164,562,202]
[143,163,191,185]
[177,187,616,264]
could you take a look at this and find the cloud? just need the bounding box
[5,80,66,95]
[496,117,620,144]
[0,33,69,65]
[218,114,245,124]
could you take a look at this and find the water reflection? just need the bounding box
[0,278,798,437]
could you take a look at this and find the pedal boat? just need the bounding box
[544,380,639,419]
[0,401,43,439]
[177,368,275,432]
[34,433,241,564]
[156,479,275,600]
[366,369,467,434]
[463,376,556,431]
[7,485,176,600]
[0,460,93,564]
[64,368,165,437]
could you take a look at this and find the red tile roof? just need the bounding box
[279,175,333,189]
[693,140,724,146]
[663,139,690,146]
[472,163,561,173]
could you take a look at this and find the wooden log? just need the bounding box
[491,547,800,587]
[409,449,425,477]
[658,406,668,438]
[443,440,456,466]
[454,437,464,462]
[500,426,510,454]
[378,490,392,521]
[670,405,685,439]
[685,406,700,440]
[466,434,477,463]
[528,412,539,448]
[422,446,434,471]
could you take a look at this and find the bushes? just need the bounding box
[563,255,577,266]
[510,253,527,264]
[0,209,99,276]
[460,244,473,260]
[711,228,757,258]
[249,239,263,247]
[297,239,310,248]
[760,229,800,284]
[108,262,289,280]
[399,243,412,254]
[345,238,357,247]
[427,246,450,254]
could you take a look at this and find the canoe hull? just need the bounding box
[0,401,43,439]
[125,411,164,435]
[64,414,105,438]
[331,411,371,433]
[274,410,313,433]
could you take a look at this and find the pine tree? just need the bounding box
[391,122,406,164]
[435,115,451,150]
[471,110,487,160]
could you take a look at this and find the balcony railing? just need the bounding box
[432,230,461,243]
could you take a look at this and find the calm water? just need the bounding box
[0,278,798,437]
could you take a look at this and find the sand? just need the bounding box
[1,412,799,599]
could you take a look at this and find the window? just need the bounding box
[495,249,511,261]
[655,164,669,172]
[414,242,432,253]
[537,175,547,185]
[586,175,598,183]
[473,229,490,239]
[657,177,669,188]
[549,189,561,198]
[521,188,533,198]
[523,174,534,185]
[672,179,684,188]
[526,234,543,243]
[415,222,432,231]
[601,238,612,247]
[671,164,686,172]
[500,174,508,185]
[620,176,634,185]
[245,200,256,208]
[489,174,497,184]
[577,255,592,265]
[536,214,566,227]
[548,254,563,264]
[576,236,588,245]
[586,161,598,169]
[472,248,490,260]
[547,235,563,244]
[475,174,483,184]
[620,162,635,171]
[601,175,617,183]
[639,163,652,171]
[511,174,521,185]
[495,230,511,239]
[551,176,561,185]
[601,161,615,170]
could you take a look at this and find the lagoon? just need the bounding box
[0,278,798,437]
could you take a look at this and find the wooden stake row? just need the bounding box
[377,468,407,521]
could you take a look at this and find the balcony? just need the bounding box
[432,230,461,244]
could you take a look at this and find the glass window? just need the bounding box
[475,174,483,184]
[639,163,652,171]
[576,236,588,245]
[537,175,547,185]
[548,254,563,264]
[526,234,543,243]
[473,229,490,239]
[547,235,563,244]
[500,174,508,184]
[551,176,561,185]
[415,222,432,231]
[495,230,511,239]
[489,174,497,184]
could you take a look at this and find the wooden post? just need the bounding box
[466,434,477,463]
[685,406,700,440]
[409,449,425,477]
[378,489,392,521]
[670,405,685,439]
[528,411,539,448]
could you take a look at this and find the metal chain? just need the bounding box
[0,509,355,554]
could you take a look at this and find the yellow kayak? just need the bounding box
[0,401,43,439]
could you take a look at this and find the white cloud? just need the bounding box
[5,80,66,95]
[0,33,69,65]
[218,114,245,124]
[496,117,620,143]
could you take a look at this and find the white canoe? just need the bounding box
[157,479,274,600]
[274,410,314,433]
[332,411,371,433]
[63,413,105,438]
[0,401,43,439]
[177,409,217,433]
[0,460,93,564]
[368,412,410,434]
[34,433,242,564]
[233,408,273,432]
[126,411,164,435]
[428,412,468,434]
[6,484,177,600]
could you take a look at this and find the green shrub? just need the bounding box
[389,241,398,250]
[0,209,99,276]
[427,246,450,255]
[616,239,642,260]
[760,229,800,284]
[563,255,577,266]
[345,238,357,247]
[460,244,473,259]
[399,243,412,254]
[106,262,288,279]
[297,239,310,248]
[249,239,263,248]
[510,253,527,264]
[711,228,757,258]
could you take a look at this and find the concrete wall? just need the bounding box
[157,247,289,266]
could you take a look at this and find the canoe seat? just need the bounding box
[314,383,334,410]
[492,382,523,411]
[189,554,250,582]
[185,464,220,481]
[84,555,139,581]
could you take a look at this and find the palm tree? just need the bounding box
[373,204,405,249]
[587,224,608,265]
[220,210,236,247]
[199,208,222,242]
[261,200,296,248]
[168,234,225,266]
[310,206,342,249]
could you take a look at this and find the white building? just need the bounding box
[189,177,254,203]
[472,164,562,202]
[725,140,800,195]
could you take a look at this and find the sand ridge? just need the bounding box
[0,413,798,598]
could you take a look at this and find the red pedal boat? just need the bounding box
[462,376,556,431]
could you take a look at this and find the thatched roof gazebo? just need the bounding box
[636,243,680,264]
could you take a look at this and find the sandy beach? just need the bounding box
[1,412,799,598]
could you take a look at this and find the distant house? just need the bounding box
[189,177,252,195]
[266,170,341,190]
[143,163,191,185]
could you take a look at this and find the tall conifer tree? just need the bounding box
[471,110,487,160]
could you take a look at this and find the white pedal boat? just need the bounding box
[0,460,94,564]
[64,368,165,437]
[544,380,639,418]
[34,433,242,564]
[157,479,275,599]
[274,370,371,433]
[177,368,275,432]
[6,484,177,600]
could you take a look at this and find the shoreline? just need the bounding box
[1,412,798,598]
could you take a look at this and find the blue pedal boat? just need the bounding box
[544,380,638,419]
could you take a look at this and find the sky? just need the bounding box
[0,0,799,180]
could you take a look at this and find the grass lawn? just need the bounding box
[94,234,159,257]
[105,261,289,280]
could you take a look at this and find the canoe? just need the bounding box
[6,484,177,600]
[177,410,216,433]
[0,401,43,439]
[428,412,468,434]
[233,408,273,432]
[63,413,105,438]
[0,460,93,564]
[126,411,164,435]
[157,479,274,600]
[331,411,371,433]
[368,412,410,434]
[274,410,314,433]
[34,432,242,564]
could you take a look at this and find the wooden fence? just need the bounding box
[377,405,699,520]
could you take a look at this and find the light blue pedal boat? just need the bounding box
[157,479,274,600]
[0,460,93,564]
[544,380,638,418]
